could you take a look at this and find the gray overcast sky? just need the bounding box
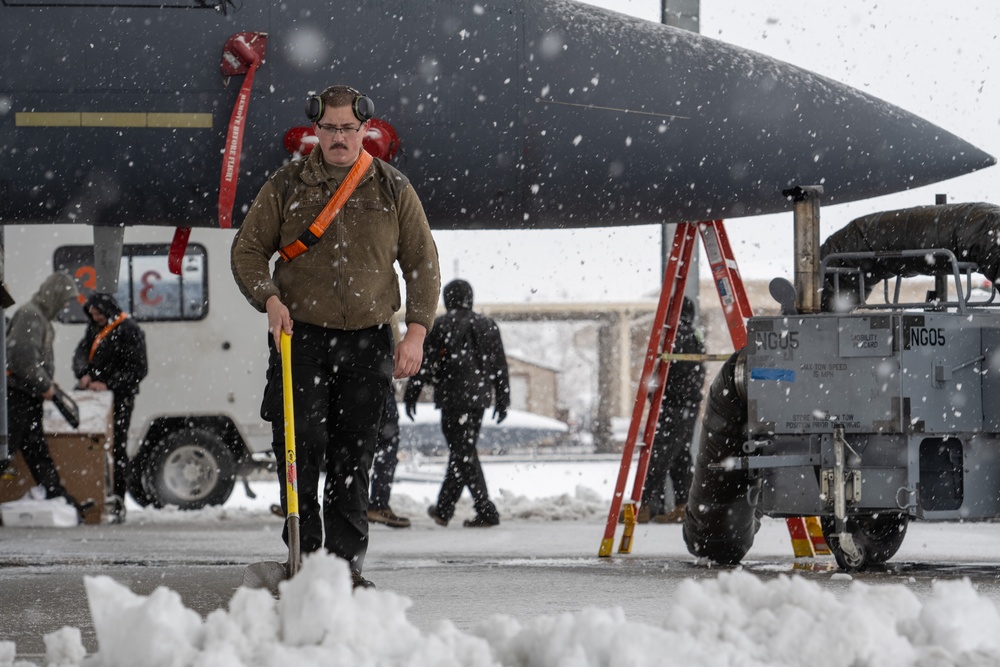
[432,0,999,304]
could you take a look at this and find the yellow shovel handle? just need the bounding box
[280,331,298,517]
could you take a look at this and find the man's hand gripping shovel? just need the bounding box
[243,331,300,596]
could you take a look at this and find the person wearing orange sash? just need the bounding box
[72,293,148,521]
[232,85,440,589]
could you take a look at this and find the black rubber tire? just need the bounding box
[820,513,909,572]
[126,446,155,507]
[146,428,237,510]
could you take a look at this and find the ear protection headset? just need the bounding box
[305,85,375,124]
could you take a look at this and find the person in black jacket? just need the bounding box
[639,296,705,524]
[73,293,148,517]
[404,279,510,528]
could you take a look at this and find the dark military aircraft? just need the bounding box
[0,0,994,505]
[0,0,994,238]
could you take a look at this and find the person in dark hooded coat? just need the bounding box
[639,296,705,524]
[4,272,91,514]
[72,293,148,511]
[404,279,510,527]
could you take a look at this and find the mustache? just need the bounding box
[330,142,348,150]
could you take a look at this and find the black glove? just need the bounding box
[405,401,417,421]
[493,404,508,424]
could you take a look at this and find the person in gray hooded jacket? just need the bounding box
[4,272,92,516]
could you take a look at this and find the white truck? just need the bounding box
[4,224,274,510]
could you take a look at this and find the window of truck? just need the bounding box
[54,243,208,324]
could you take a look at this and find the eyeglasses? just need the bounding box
[315,122,363,135]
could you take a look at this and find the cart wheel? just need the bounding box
[820,513,909,572]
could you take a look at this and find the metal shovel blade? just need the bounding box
[242,561,288,597]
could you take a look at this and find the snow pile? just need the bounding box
[8,553,1000,667]
[482,572,1000,666]
[381,487,607,523]
[126,486,608,526]
[77,554,495,667]
[494,486,607,521]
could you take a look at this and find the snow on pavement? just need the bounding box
[5,460,1000,666]
[5,551,1000,667]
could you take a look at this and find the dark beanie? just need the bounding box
[443,279,473,310]
[82,293,123,320]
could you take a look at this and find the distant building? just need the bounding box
[506,353,560,419]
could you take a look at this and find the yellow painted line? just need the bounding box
[16,112,81,127]
[15,112,212,129]
[81,112,147,127]
[147,113,212,128]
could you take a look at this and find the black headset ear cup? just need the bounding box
[353,95,375,122]
[305,95,323,122]
[307,88,374,123]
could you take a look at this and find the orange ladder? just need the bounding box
[598,219,830,558]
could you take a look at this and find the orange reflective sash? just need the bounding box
[89,312,129,361]
[278,150,374,262]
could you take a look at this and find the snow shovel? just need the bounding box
[243,330,300,596]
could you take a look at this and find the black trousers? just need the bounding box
[641,395,700,516]
[268,322,392,573]
[111,393,135,498]
[369,396,400,510]
[6,388,75,503]
[435,405,498,521]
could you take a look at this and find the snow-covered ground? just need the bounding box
[6,458,1000,667]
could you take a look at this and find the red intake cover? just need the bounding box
[221,32,268,76]
[363,119,400,161]
[283,126,318,156]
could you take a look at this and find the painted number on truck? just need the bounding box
[755,331,800,351]
[908,327,947,347]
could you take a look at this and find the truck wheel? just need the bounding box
[127,446,155,507]
[146,428,237,510]
[821,513,909,572]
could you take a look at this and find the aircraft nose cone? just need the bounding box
[521,0,994,225]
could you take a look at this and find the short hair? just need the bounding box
[319,85,363,110]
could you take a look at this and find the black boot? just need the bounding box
[66,496,96,523]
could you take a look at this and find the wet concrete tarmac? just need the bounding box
[4,515,1000,660]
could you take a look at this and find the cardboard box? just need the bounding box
[0,391,113,525]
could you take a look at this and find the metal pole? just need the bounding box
[934,193,948,302]
[784,185,824,313]
[660,0,702,302]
